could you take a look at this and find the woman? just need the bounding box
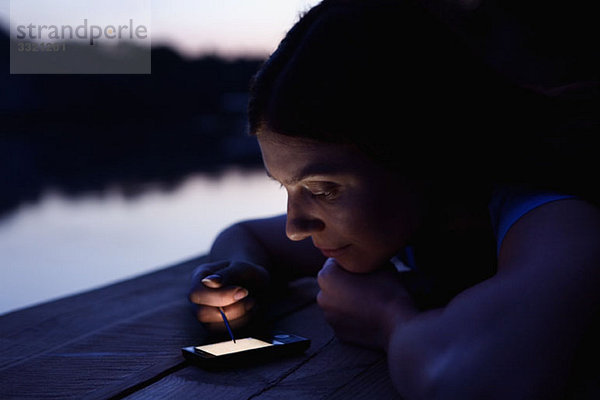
[189,0,600,398]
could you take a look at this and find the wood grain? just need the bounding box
[0,256,323,399]
[0,256,205,371]
[0,254,203,399]
[124,302,401,400]
[1,254,401,399]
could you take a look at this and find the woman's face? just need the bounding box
[258,130,425,273]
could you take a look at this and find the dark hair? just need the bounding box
[249,0,598,201]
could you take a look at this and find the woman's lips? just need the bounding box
[317,244,351,258]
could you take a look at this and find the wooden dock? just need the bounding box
[0,255,400,399]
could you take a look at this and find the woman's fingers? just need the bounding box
[195,297,256,323]
[189,260,270,306]
[189,260,270,326]
[190,261,229,287]
[189,284,249,307]
[200,274,223,289]
[191,259,270,292]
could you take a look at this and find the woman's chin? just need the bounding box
[335,257,382,274]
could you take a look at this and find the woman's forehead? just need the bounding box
[258,131,358,164]
[257,131,389,182]
[257,129,330,148]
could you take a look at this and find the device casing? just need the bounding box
[182,333,310,369]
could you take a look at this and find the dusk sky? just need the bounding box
[0,0,322,58]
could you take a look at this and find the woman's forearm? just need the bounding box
[209,222,272,267]
[386,288,573,400]
[209,215,325,280]
[387,199,600,399]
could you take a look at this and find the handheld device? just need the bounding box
[182,333,310,368]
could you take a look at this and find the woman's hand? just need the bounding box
[316,258,419,350]
[188,260,270,330]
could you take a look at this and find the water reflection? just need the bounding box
[0,168,286,315]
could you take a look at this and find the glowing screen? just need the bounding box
[195,337,273,356]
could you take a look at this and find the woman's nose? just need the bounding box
[285,192,325,241]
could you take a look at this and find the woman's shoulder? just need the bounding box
[488,184,576,253]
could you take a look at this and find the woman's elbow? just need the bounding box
[386,315,456,400]
[388,332,566,400]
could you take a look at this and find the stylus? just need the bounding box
[218,307,236,343]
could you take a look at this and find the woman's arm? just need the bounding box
[317,199,600,399]
[209,214,326,280]
[386,199,600,399]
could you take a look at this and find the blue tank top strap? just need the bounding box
[489,185,575,253]
[390,245,417,272]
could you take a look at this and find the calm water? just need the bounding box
[0,168,286,315]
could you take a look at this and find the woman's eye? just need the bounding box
[307,183,339,201]
[313,191,337,200]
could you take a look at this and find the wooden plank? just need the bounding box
[248,338,394,400]
[124,303,336,400]
[0,255,321,399]
[325,359,401,400]
[1,300,195,400]
[0,255,206,371]
[241,290,400,399]
[124,298,400,400]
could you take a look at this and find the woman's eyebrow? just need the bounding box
[266,163,344,185]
